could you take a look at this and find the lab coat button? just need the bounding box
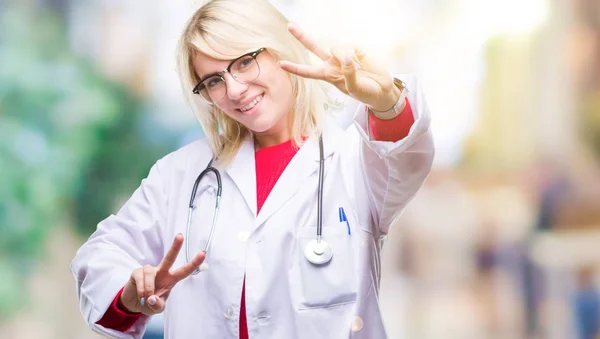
[351,316,364,332]
[237,231,250,243]
[224,307,234,319]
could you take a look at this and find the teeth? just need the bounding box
[240,95,262,112]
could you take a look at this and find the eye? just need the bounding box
[205,77,223,88]
[238,57,253,69]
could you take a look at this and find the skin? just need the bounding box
[193,48,295,149]
[119,234,205,315]
[118,22,402,315]
[280,22,402,115]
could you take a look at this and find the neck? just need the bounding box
[254,130,291,150]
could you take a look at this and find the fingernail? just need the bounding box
[148,296,157,306]
[343,56,351,66]
[140,297,145,306]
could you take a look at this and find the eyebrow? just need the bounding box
[196,48,261,83]
[198,71,221,83]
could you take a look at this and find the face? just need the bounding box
[192,49,294,142]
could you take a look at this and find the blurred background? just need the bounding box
[1,0,599,338]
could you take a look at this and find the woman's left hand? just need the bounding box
[278,22,401,112]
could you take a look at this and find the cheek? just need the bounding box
[216,105,243,124]
[267,71,293,102]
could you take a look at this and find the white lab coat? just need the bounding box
[70,74,434,339]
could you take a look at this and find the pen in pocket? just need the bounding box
[338,207,351,235]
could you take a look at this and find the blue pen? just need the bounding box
[339,207,351,235]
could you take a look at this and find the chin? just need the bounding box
[248,121,276,134]
[245,113,273,132]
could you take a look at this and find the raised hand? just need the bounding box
[119,233,206,315]
[278,22,401,112]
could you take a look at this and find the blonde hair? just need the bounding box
[176,0,334,166]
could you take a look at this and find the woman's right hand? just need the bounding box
[119,233,206,315]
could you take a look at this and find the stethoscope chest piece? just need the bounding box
[304,239,333,265]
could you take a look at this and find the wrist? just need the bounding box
[369,78,408,120]
[371,84,402,112]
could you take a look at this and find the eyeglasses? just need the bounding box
[192,48,266,104]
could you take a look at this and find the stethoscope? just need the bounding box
[185,135,332,275]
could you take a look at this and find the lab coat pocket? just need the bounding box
[293,225,357,310]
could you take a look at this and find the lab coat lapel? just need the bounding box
[224,136,257,217]
[255,120,341,227]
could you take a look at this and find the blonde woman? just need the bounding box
[71,0,435,338]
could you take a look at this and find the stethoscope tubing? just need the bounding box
[185,135,326,272]
[316,135,324,243]
[186,158,222,274]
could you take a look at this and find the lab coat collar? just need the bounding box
[225,136,258,217]
[224,117,344,226]
[253,117,343,227]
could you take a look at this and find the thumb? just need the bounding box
[342,54,360,95]
[146,295,166,314]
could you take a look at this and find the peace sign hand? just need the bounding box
[119,233,206,315]
[278,22,402,112]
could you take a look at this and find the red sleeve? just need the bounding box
[368,98,415,142]
[96,287,142,332]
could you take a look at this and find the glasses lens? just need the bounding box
[199,76,226,103]
[195,54,261,103]
[231,56,260,84]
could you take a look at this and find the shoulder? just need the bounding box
[152,137,214,183]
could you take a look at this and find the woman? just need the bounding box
[70,0,434,338]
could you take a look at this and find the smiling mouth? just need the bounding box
[239,95,263,112]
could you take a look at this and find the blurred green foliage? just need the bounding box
[0,5,176,318]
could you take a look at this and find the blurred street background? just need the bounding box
[1,0,600,338]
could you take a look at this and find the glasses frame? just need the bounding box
[192,48,267,104]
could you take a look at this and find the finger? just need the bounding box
[158,233,184,273]
[287,22,331,60]
[341,54,359,94]
[171,250,206,282]
[353,45,368,60]
[278,61,325,80]
[331,49,360,95]
[143,265,156,299]
[132,269,145,302]
[331,47,360,70]
[146,295,166,314]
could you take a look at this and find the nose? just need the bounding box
[223,72,247,101]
